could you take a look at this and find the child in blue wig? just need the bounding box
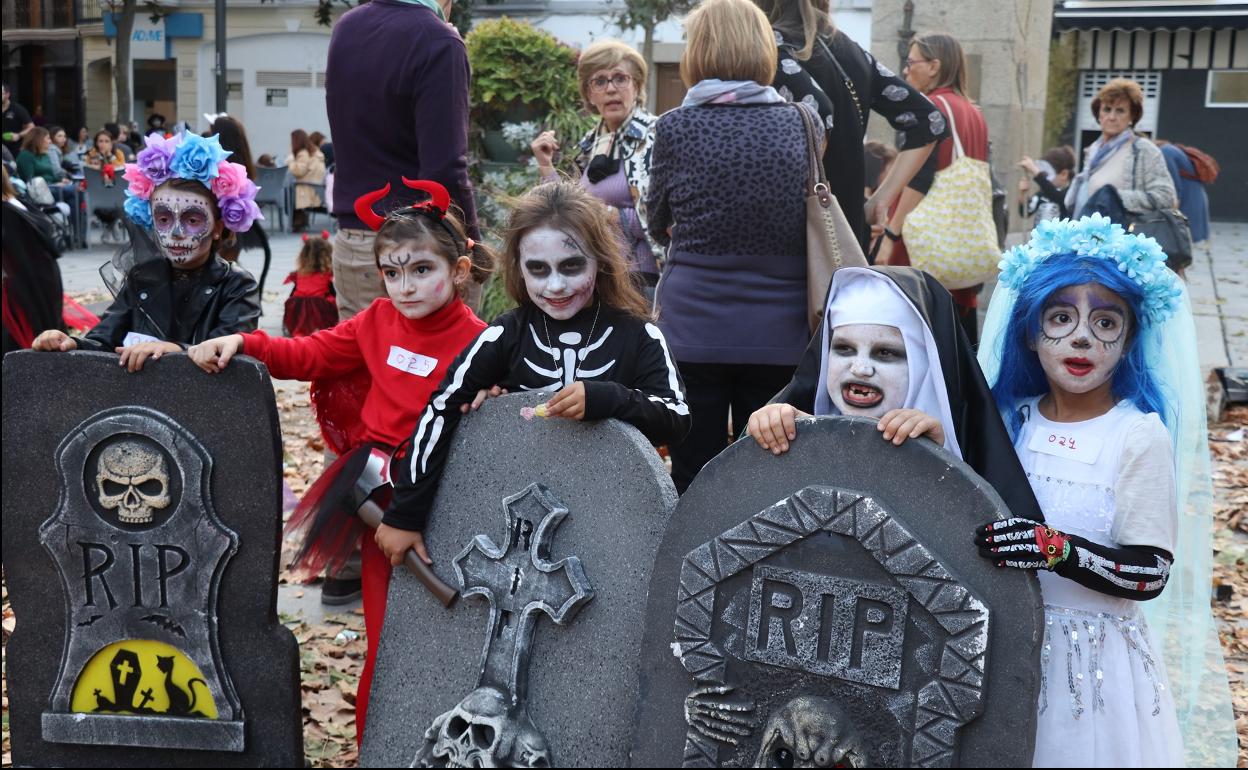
[975,214,1235,767]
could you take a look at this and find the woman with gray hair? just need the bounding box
[531,39,661,291]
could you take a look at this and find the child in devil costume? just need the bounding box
[31,132,263,372]
[188,179,490,743]
[380,181,691,563]
[283,229,338,337]
[747,265,1045,523]
[974,215,1236,766]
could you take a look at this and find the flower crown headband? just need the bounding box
[998,214,1183,324]
[122,132,263,234]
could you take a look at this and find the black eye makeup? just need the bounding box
[872,345,906,361]
[524,260,551,277]
[558,257,588,275]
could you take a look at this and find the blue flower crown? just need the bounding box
[998,214,1183,324]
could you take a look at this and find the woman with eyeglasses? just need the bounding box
[531,39,662,295]
[753,0,944,253]
[877,31,991,346]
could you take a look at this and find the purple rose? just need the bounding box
[219,194,263,233]
[136,132,179,185]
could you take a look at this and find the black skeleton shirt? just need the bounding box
[386,302,691,531]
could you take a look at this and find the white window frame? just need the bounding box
[1206,69,1248,108]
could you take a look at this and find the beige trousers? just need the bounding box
[332,228,384,321]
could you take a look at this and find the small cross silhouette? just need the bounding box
[115,658,135,685]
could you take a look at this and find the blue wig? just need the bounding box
[992,252,1169,436]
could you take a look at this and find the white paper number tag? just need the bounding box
[122,331,163,347]
[386,346,439,377]
[1028,426,1104,465]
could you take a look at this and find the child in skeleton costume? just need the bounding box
[31,132,262,371]
[749,266,1045,523]
[189,179,490,743]
[382,181,691,560]
[975,215,1237,767]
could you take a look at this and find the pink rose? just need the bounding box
[121,163,154,200]
[211,161,250,199]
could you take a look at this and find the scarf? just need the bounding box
[681,79,785,107]
[393,0,445,22]
[1067,128,1134,215]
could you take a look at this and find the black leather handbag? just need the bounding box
[1128,142,1193,272]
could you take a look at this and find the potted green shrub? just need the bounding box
[466,18,587,162]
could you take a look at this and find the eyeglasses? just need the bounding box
[588,73,633,92]
[903,58,931,69]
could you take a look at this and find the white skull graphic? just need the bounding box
[95,439,171,524]
[412,687,551,768]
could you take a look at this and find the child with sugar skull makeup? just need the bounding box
[974,215,1236,766]
[382,181,691,562]
[188,179,491,742]
[747,265,1045,524]
[31,132,263,372]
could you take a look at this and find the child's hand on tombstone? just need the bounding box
[31,329,77,352]
[545,382,587,421]
[375,523,432,566]
[115,340,182,373]
[460,384,509,414]
[747,403,810,455]
[188,334,244,374]
[877,408,944,447]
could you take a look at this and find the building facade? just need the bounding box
[74,0,331,161]
[2,0,85,132]
[1054,0,1248,221]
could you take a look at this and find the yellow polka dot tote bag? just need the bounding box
[903,96,1000,290]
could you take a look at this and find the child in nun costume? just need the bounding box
[749,266,1044,523]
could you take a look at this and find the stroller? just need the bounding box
[23,177,76,253]
[84,166,128,245]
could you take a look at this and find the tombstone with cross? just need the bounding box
[361,393,677,767]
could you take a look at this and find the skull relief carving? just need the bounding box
[95,439,171,524]
[754,695,867,769]
[412,686,551,769]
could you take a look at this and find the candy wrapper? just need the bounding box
[520,403,550,421]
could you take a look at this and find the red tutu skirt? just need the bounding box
[283,295,338,338]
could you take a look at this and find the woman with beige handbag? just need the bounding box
[648,0,846,493]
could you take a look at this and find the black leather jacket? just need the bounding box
[79,255,261,351]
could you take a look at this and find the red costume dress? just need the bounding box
[240,295,485,741]
[282,269,338,337]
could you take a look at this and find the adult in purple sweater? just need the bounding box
[326,0,480,321]
[648,0,814,493]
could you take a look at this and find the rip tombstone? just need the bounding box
[631,417,1045,768]
[361,392,678,768]
[2,350,302,767]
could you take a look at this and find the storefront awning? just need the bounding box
[1055,1,1248,30]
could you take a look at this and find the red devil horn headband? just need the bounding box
[353,179,452,232]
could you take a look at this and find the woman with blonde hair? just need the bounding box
[286,128,326,231]
[647,0,816,492]
[531,39,662,293]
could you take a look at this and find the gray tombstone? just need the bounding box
[361,392,678,768]
[631,417,1044,768]
[2,350,302,767]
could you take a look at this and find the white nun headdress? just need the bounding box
[814,267,963,458]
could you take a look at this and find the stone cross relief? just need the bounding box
[412,484,594,769]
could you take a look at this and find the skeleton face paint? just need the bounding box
[151,185,217,268]
[378,242,457,320]
[825,324,909,418]
[1035,282,1131,396]
[518,226,597,321]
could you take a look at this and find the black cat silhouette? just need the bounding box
[156,655,210,718]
